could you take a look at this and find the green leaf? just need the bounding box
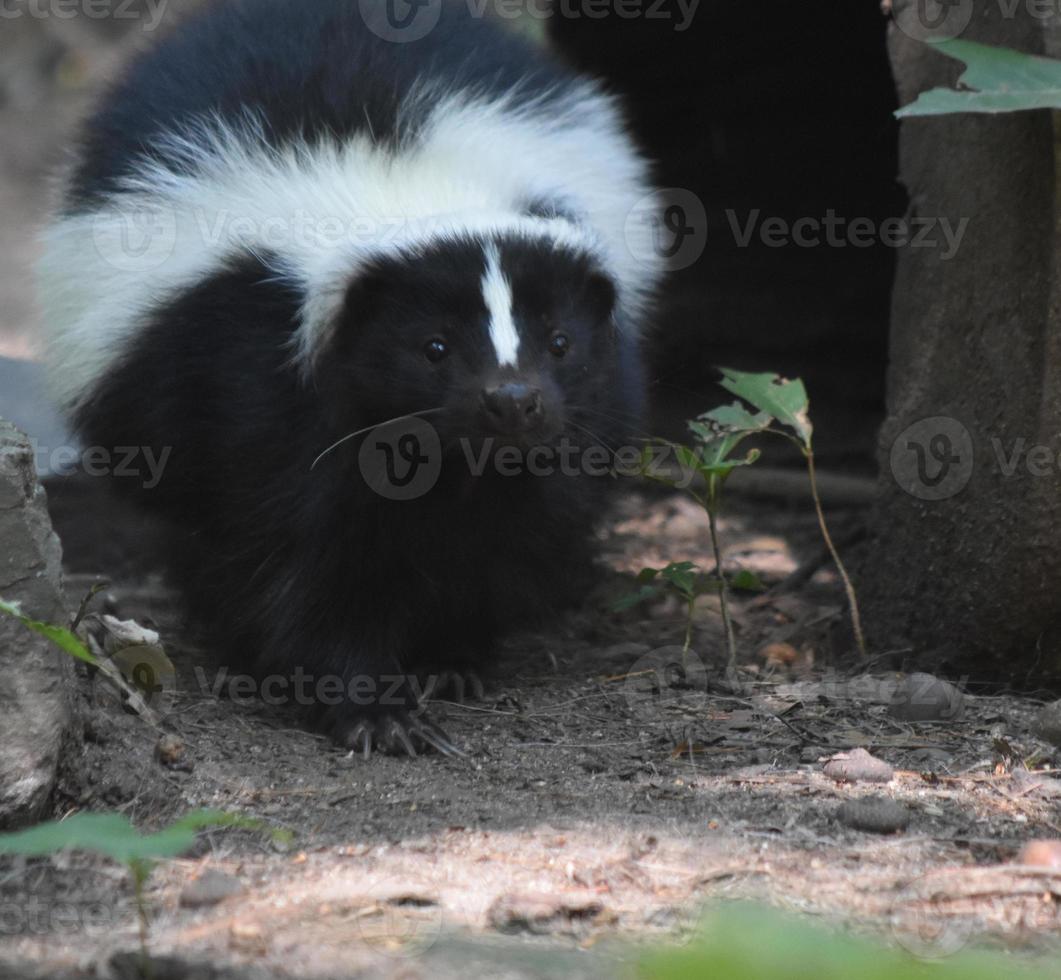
[0,598,98,666]
[640,903,1054,980]
[717,369,812,448]
[0,809,289,866]
[635,444,682,489]
[694,402,773,436]
[897,40,1061,118]
[613,584,663,612]
[138,810,291,858]
[0,813,138,861]
[619,563,704,605]
[688,402,771,483]
[730,570,766,593]
[659,561,700,601]
[691,575,723,596]
[671,444,706,476]
[703,445,761,483]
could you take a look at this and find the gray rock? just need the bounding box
[823,747,894,783]
[0,418,72,828]
[179,869,244,909]
[836,797,912,835]
[1034,699,1061,749]
[888,672,964,723]
[0,358,74,477]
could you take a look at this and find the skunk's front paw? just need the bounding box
[325,707,464,759]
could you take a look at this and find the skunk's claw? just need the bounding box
[402,712,465,757]
[341,719,375,761]
[331,710,465,759]
[386,715,419,757]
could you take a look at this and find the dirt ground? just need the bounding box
[1,485,1060,979]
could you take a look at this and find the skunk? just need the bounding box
[39,0,662,755]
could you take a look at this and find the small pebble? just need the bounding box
[155,734,190,771]
[1016,840,1061,869]
[230,920,267,954]
[888,672,964,722]
[823,748,894,783]
[836,796,911,834]
[760,642,799,669]
[180,869,244,909]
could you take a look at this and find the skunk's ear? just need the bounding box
[298,256,397,366]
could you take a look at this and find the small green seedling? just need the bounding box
[703,369,865,659]
[0,810,290,978]
[623,370,864,673]
[616,562,715,663]
[0,596,167,722]
[625,403,769,674]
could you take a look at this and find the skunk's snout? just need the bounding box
[480,381,544,434]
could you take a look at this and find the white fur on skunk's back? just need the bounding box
[39,82,661,410]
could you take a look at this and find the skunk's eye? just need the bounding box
[424,338,449,363]
[549,332,571,359]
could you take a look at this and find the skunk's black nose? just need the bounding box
[481,382,544,433]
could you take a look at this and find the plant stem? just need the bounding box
[682,598,694,665]
[70,581,108,631]
[131,862,154,980]
[805,448,867,659]
[706,506,738,676]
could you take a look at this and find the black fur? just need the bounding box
[67,0,577,212]
[63,0,648,755]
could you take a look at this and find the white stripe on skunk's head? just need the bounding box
[481,243,520,368]
[313,227,626,456]
[39,84,661,410]
[288,209,607,370]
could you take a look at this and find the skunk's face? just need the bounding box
[324,236,626,460]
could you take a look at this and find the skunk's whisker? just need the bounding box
[310,408,445,471]
[565,418,619,458]
[568,403,653,440]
